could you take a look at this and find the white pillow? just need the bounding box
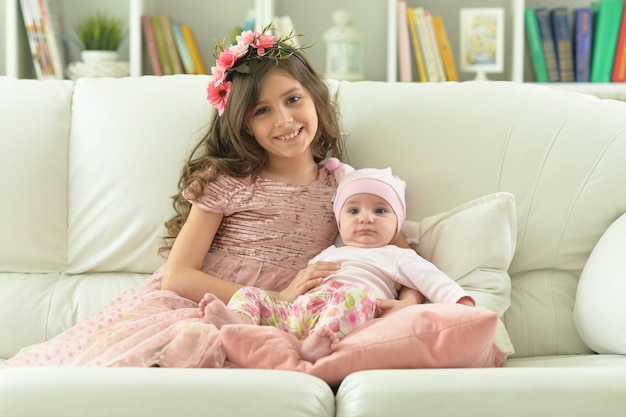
[573,213,626,354]
[402,192,517,356]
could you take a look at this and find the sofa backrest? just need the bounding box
[336,80,626,358]
[1,76,625,360]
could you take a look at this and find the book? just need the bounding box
[151,15,172,75]
[590,0,624,82]
[396,1,412,82]
[172,22,195,74]
[535,7,560,82]
[611,2,626,81]
[181,24,206,74]
[242,9,255,32]
[413,7,441,82]
[19,0,44,79]
[406,7,426,82]
[28,0,55,78]
[524,8,549,82]
[37,0,65,79]
[431,15,458,81]
[141,14,162,75]
[574,7,593,82]
[551,7,575,82]
[159,15,184,74]
[424,10,446,81]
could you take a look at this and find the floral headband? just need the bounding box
[206,26,306,116]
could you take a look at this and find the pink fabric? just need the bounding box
[229,280,376,339]
[325,157,407,233]
[2,168,338,368]
[221,303,507,386]
[310,244,474,303]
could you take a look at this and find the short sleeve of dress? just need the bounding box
[183,174,248,214]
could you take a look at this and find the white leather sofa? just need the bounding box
[1,75,625,417]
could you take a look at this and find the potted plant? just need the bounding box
[74,13,125,63]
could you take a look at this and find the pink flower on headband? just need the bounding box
[237,30,275,56]
[207,80,231,116]
[206,29,277,116]
[206,25,308,117]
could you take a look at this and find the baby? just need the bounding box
[199,158,474,362]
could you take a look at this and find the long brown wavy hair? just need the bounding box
[159,50,344,256]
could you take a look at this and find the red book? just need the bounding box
[141,14,163,76]
[611,5,626,81]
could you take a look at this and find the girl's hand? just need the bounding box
[277,262,340,302]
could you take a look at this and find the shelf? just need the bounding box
[535,83,626,101]
[1,0,626,102]
[3,0,262,79]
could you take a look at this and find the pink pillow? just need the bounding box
[221,303,506,386]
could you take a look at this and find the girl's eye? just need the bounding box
[254,107,269,116]
[287,95,301,104]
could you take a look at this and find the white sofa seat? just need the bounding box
[1,75,625,417]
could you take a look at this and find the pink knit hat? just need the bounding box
[325,158,406,233]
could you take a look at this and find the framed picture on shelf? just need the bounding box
[460,7,504,80]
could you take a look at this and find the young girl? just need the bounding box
[2,28,416,369]
[198,158,474,363]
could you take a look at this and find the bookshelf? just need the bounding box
[3,0,626,99]
[386,0,525,83]
[3,0,260,78]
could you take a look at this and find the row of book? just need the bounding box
[396,1,458,83]
[141,14,206,76]
[20,0,66,79]
[525,1,626,83]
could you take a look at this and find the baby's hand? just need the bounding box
[457,296,475,307]
[375,298,414,317]
[278,261,339,302]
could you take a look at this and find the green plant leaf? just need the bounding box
[74,13,125,51]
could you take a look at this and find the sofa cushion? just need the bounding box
[0,78,74,272]
[573,213,626,354]
[66,76,211,274]
[402,192,516,355]
[221,303,504,386]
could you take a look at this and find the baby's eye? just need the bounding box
[347,208,359,215]
[375,208,388,214]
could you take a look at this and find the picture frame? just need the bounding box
[460,8,505,80]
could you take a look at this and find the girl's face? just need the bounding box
[338,194,398,248]
[245,69,318,166]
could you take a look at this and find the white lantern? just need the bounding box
[323,9,364,81]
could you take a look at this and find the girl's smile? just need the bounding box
[275,127,302,141]
[246,69,318,167]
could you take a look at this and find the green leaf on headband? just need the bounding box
[232,64,251,74]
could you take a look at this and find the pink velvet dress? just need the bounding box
[2,166,338,368]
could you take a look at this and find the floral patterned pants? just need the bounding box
[228,280,377,341]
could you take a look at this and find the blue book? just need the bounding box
[574,7,593,82]
[535,7,560,82]
[551,7,575,82]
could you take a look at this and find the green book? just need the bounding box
[590,0,624,82]
[525,8,549,82]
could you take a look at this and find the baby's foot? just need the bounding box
[198,293,251,328]
[300,325,339,363]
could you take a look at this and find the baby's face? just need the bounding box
[338,193,398,248]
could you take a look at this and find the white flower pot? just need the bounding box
[81,50,118,63]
